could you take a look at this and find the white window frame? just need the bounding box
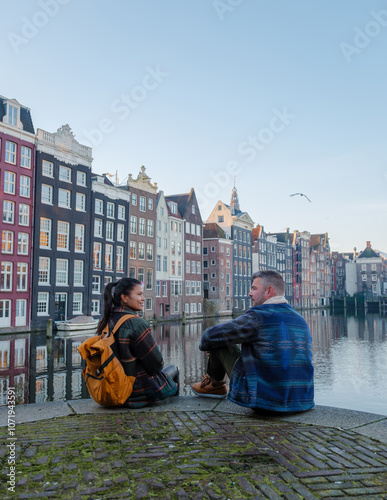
[2,231,14,254]
[17,263,28,291]
[21,146,31,169]
[76,171,87,186]
[42,160,53,177]
[57,221,70,251]
[73,293,83,314]
[56,259,69,285]
[4,171,16,194]
[76,193,86,211]
[74,260,84,286]
[116,247,124,272]
[74,224,85,253]
[1,262,13,291]
[59,165,71,182]
[19,204,30,226]
[3,201,15,224]
[58,189,71,209]
[18,232,29,255]
[106,202,114,218]
[19,175,31,197]
[38,257,50,285]
[5,141,16,164]
[41,184,53,205]
[37,293,49,316]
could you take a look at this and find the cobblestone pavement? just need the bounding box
[1,409,387,499]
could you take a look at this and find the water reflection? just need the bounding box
[1,311,386,416]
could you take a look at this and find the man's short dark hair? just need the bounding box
[251,270,285,295]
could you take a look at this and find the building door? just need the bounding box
[55,293,67,321]
[15,299,27,326]
[0,300,11,327]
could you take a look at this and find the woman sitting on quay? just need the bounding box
[96,277,179,408]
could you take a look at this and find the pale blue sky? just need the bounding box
[2,0,387,252]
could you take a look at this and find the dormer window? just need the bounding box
[4,101,21,127]
[7,105,17,126]
[168,202,177,215]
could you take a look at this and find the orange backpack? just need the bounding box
[77,314,136,407]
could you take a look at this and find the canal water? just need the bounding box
[1,310,387,416]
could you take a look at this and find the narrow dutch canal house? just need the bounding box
[90,174,130,319]
[207,185,254,314]
[0,96,35,330]
[121,166,157,321]
[31,125,93,329]
[165,189,203,318]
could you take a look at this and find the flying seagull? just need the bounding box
[290,193,311,202]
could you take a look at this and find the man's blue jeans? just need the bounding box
[207,344,241,381]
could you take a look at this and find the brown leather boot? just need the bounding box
[191,375,227,399]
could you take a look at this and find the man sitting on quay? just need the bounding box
[192,270,314,413]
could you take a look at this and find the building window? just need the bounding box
[106,221,114,241]
[76,171,87,186]
[162,281,167,296]
[146,269,153,290]
[117,223,125,242]
[41,184,53,204]
[139,196,146,212]
[163,256,168,272]
[116,247,124,272]
[362,274,367,282]
[138,243,145,260]
[21,147,31,169]
[19,204,30,226]
[73,293,83,314]
[138,267,145,283]
[16,233,28,255]
[37,293,49,315]
[42,160,53,177]
[106,202,114,218]
[56,259,69,285]
[95,199,103,214]
[105,244,113,270]
[93,242,102,269]
[57,221,70,250]
[59,166,71,182]
[129,241,136,259]
[192,205,195,214]
[156,255,161,272]
[372,274,377,282]
[92,275,101,293]
[131,193,137,206]
[58,189,71,208]
[7,105,17,125]
[38,257,50,285]
[91,300,100,315]
[17,263,28,291]
[139,218,146,236]
[148,198,154,210]
[1,262,13,291]
[19,175,30,197]
[147,220,154,237]
[4,171,16,194]
[76,193,86,211]
[2,231,13,254]
[130,216,137,234]
[218,216,224,223]
[118,205,125,220]
[147,244,153,261]
[74,260,84,285]
[3,201,15,224]
[94,219,103,237]
[74,224,85,252]
[5,141,16,164]
[40,218,52,248]
[156,281,160,297]
[129,267,136,279]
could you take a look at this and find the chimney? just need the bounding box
[366,241,371,248]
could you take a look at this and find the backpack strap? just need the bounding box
[110,314,137,335]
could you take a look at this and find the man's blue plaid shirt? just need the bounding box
[200,303,314,412]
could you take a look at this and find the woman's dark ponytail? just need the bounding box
[96,278,141,333]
